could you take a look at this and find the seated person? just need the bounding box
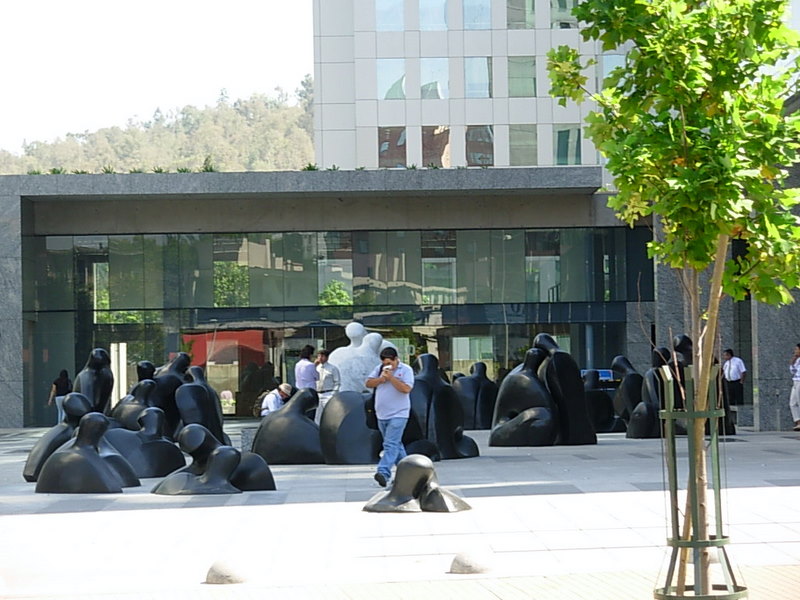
[259,383,292,417]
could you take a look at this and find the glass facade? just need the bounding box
[507,0,535,29]
[23,225,653,424]
[465,57,493,98]
[466,125,494,166]
[551,0,579,29]
[420,58,449,99]
[377,59,406,99]
[554,124,582,165]
[376,0,404,31]
[420,0,448,30]
[422,125,452,167]
[508,56,536,97]
[464,0,492,29]
[378,126,407,167]
[509,124,537,166]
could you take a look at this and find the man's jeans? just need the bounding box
[376,417,408,478]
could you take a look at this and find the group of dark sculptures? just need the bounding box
[24,331,734,500]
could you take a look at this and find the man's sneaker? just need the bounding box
[374,472,388,487]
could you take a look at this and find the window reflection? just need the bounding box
[554,124,581,165]
[419,0,447,30]
[507,0,535,29]
[509,124,537,166]
[464,0,492,29]
[378,126,407,167]
[213,234,250,308]
[508,56,536,97]
[420,57,449,99]
[376,0,404,31]
[466,125,494,166]
[422,125,451,167]
[318,232,353,306]
[551,0,579,29]
[422,230,457,304]
[377,59,406,99]
[465,57,492,98]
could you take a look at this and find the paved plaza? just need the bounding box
[0,423,798,599]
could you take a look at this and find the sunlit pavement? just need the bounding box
[0,423,798,599]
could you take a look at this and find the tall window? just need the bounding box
[420,57,449,99]
[509,124,537,166]
[507,0,535,29]
[419,0,447,30]
[466,125,494,166]
[525,230,561,302]
[464,0,492,29]
[317,232,353,306]
[465,57,492,98]
[376,0,404,31]
[551,0,578,29]
[554,124,581,165]
[379,127,407,167]
[377,59,406,99]
[422,230,457,304]
[600,54,626,86]
[213,234,249,308]
[422,126,451,167]
[508,56,536,97]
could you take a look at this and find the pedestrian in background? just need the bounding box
[789,344,800,431]
[315,349,340,425]
[48,369,72,424]
[722,348,746,406]
[294,344,318,390]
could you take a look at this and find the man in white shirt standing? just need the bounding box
[722,348,746,406]
[315,348,341,425]
[294,345,319,390]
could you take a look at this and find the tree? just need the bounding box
[318,280,352,306]
[548,0,800,595]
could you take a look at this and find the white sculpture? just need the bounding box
[329,322,383,395]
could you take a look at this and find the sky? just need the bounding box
[0,1,313,154]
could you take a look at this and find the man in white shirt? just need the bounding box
[260,383,292,417]
[722,348,746,406]
[315,349,341,425]
[294,345,319,390]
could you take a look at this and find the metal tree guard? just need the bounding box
[654,364,747,599]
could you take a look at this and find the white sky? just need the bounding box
[0,1,313,154]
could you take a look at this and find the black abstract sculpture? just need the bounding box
[489,348,559,446]
[73,348,115,414]
[583,370,623,433]
[633,347,671,439]
[452,362,498,430]
[251,389,324,464]
[363,454,471,513]
[23,392,93,482]
[151,352,192,438]
[109,379,157,431]
[319,391,382,465]
[611,355,644,426]
[104,407,186,478]
[152,445,242,495]
[412,354,479,460]
[137,360,156,382]
[176,379,227,445]
[185,366,229,444]
[36,413,125,493]
[534,333,597,445]
[176,424,276,491]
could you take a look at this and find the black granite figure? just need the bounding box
[104,407,186,478]
[452,362,499,430]
[489,348,559,446]
[152,445,242,495]
[413,354,479,460]
[583,370,623,433]
[633,347,671,439]
[363,454,471,513]
[185,366,229,444]
[137,361,156,382]
[151,352,192,438]
[319,391,382,465]
[534,333,597,445]
[251,388,324,464]
[611,355,644,425]
[36,413,124,493]
[175,379,227,445]
[73,348,115,414]
[109,379,157,431]
[96,430,141,487]
[176,424,276,491]
[23,392,93,482]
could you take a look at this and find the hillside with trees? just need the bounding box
[0,75,314,174]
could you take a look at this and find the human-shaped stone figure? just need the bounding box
[583,370,622,433]
[328,322,378,394]
[174,424,276,491]
[151,352,192,438]
[73,348,115,415]
[251,388,324,464]
[363,454,471,513]
[23,392,93,482]
[611,355,644,425]
[631,347,671,439]
[175,376,227,445]
[109,379,157,431]
[186,366,226,434]
[36,413,125,494]
[104,407,186,478]
[152,445,242,495]
[489,348,559,446]
[319,391,382,464]
[452,362,498,430]
[412,354,478,459]
[534,333,597,445]
[136,360,156,383]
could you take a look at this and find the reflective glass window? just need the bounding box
[554,124,581,165]
[420,57,449,99]
[465,57,492,98]
[39,236,74,311]
[143,235,166,309]
[377,59,406,99]
[600,54,626,86]
[318,232,353,306]
[490,230,525,303]
[109,235,144,310]
[464,0,491,29]
[419,0,447,30]
[507,0,535,29]
[422,230,457,304]
[558,229,591,301]
[456,230,491,304]
[525,230,560,301]
[378,126,407,167]
[551,0,578,29]
[466,125,494,166]
[248,233,285,307]
[388,231,423,304]
[422,125,451,167]
[213,234,250,308]
[283,233,318,307]
[178,234,213,308]
[509,124,537,166]
[508,56,536,97]
[376,0,404,31]
[353,231,388,305]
